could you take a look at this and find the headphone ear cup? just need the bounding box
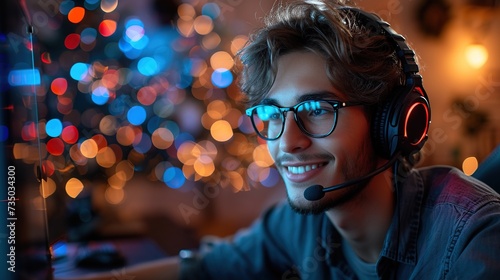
[372,96,394,159]
[372,86,431,159]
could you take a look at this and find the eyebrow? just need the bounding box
[261,90,342,106]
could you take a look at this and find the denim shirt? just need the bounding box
[183,166,500,279]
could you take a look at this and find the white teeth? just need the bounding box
[287,164,320,174]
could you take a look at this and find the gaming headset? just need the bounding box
[342,7,431,159]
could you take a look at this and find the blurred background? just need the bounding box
[1,0,499,278]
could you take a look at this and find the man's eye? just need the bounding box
[270,113,281,120]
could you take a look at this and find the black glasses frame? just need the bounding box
[245,100,362,141]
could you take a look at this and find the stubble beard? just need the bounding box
[287,143,378,215]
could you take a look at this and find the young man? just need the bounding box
[77,1,500,279]
[175,1,500,279]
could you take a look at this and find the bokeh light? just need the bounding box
[210,51,234,70]
[211,120,233,142]
[80,139,99,158]
[105,187,125,204]
[64,34,81,50]
[61,125,79,144]
[66,178,84,198]
[127,106,147,125]
[51,77,68,95]
[101,0,119,13]
[99,19,117,37]
[211,68,233,88]
[11,0,277,213]
[46,119,63,137]
[68,7,85,24]
[47,138,65,156]
[40,178,57,198]
[202,3,221,19]
[81,28,98,45]
[70,62,89,81]
[462,156,479,176]
[0,125,8,142]
[163,167,185,189]
[178,4,196,20]
[194,15,214,35]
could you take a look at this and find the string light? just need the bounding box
[12,0,278,203]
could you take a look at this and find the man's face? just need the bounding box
[264,51,379,214]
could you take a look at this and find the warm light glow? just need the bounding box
[108,174,126,189]
[99,19,117,37]
[40,177,56,198]
[210,120,233,142]
[177,18,195,37]
[151,128,174,149]
[51,78,68,95]
[80,139,99,158]
[101,0,119,13]
[227,171,244,191]
[105,187,124,204]
[210,51,234,70]
[178,3,196,20]
[230,35,248,55]
[68,7,85,24]
[137,86,157,105]
[465,44,488,69]
[462,156,479,176]
[253,144,274,167]
[193,155,215,177]
[66,178,84,198]
[96,147,116,168]
[202,32,221,50]
[116,126,135,146]
[207,100,227,119]
[116,160,134,181]
[194,15,214,35]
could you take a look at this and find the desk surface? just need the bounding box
[52,238,167,279]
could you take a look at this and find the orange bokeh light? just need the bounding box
[68,7,86,24]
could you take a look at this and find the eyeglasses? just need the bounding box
[245,100,362,140]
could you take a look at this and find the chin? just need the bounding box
[286,192,329,215]
[287,182,369,215]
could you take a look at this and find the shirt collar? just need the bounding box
[320,169,425,266]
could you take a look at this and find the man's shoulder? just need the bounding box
[415,165,500,212]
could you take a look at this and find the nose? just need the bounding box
[279,113,312,153]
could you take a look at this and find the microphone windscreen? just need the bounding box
[304,185,325,201]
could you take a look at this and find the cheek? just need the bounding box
[267,142,279,159]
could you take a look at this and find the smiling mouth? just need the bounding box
[286,163,327,175]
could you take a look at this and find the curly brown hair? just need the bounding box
[237,0,404,107]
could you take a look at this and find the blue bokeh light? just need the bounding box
[70,63,89,81]
[80,28,97,44]
[137,57,158,76]
[202,3,221,19]
[211,68,233,88]
[163,167,185,189]
[125,18,144,29]
[59,1,75,15]
[46,119,63,137]
[174,132,195,149]
[91,86,110,105]
[8,69,41,86]
[133,133,152,153]
[127,105,147,125]
[0,125,8,142]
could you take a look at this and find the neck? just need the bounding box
[325,168,395,263]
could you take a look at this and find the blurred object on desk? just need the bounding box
[52,238,166,279]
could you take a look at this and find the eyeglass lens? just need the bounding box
[251,100,338,140]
